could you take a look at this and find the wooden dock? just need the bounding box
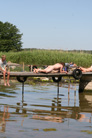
[0,71,92,77]
[0,71,73,77]
[0,71,92,92]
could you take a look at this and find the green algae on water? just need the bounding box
[43,128,57,132]
[33,129,39,131]
[81,130,92,134]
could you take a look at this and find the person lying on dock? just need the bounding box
[64,62,77,71]
[0,55,10,86]
[33,62,68,73]
[79,65,92,72]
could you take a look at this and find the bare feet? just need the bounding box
[4,83,7,86]
[33,68,40,73]
[33,68,36,73]
[35,69,39,73]
[7,83,10,86]
[33,68,38,73]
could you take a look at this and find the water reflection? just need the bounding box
[0,83,92,134]
[79,92,92,123]
[8,90,92,123]
[0,106,10,132]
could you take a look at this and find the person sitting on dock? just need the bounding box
[0,55,10,86]
[33,62,67,73]
[79,65,92,72]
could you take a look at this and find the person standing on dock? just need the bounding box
[0,55,10,86]
[33,62,67,73]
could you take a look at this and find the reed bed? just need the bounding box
[0,49,92,67]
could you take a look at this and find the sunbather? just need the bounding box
[33,62,67,73]
[79,65,92,72]
[64,62,77,71]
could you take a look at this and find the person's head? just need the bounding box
[60,62,65,66]
[70,62,74,65]
[1,55,6,61]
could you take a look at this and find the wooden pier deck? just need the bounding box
[0,71,92,77]
[0,71,92,92]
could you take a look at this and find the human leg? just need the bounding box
[79,66,92,72]
[33,66,54,73]
[34,68,47,73]
[39,66,54,73]
[7,72,10,86]
[79,67,87,72]
[86,68,92,72]
[3,71,6,86]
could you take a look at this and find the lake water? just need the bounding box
[0,82,92,138]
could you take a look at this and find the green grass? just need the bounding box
[0,49,92,67]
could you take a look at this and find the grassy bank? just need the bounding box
[0,49,92,67]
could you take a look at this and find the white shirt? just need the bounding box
[0,58,7,70]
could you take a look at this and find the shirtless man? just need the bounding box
[33,62,67,73]
[79,65,92,72]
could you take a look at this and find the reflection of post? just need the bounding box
[51,97,61,113]
[57,82,59,98]
[51,102,55,114]
[57,101,61,112]
[68,79,70,106]
[90,113,92,123]
[74,91,76,106]
[74,83,76,106]
[22,82,24,103]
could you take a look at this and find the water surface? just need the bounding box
[0,82,92,138]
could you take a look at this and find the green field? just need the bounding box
[0,49,92,67]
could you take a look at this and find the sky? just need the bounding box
[0,0,92,50]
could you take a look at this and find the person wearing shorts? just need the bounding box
[0,55,10,86]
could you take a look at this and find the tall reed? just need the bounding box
[0,49,92,67]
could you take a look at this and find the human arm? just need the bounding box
[61,70,68,73]
[0,66,4,72]
[60,66,67,73]
[0,66,6,73]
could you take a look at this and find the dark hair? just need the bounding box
[60,62,65,66]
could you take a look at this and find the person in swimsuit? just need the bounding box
[79,65,92,72]
[0,55,10,86]
[33,62,67,73]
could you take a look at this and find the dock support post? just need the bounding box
[52,76,62,97]
[17,76,27,101]
[79,76,92,92]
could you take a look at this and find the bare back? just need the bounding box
[53,63,63,70]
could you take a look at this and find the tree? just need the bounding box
[0,21,23,52]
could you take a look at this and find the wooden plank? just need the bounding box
[9,72,72,77]
[0,71,92,78]
[0,72,71,77]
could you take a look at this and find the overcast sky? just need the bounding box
[0,0,92,50]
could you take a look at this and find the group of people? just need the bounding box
[0,55,92,86]
[33,62,92,73]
